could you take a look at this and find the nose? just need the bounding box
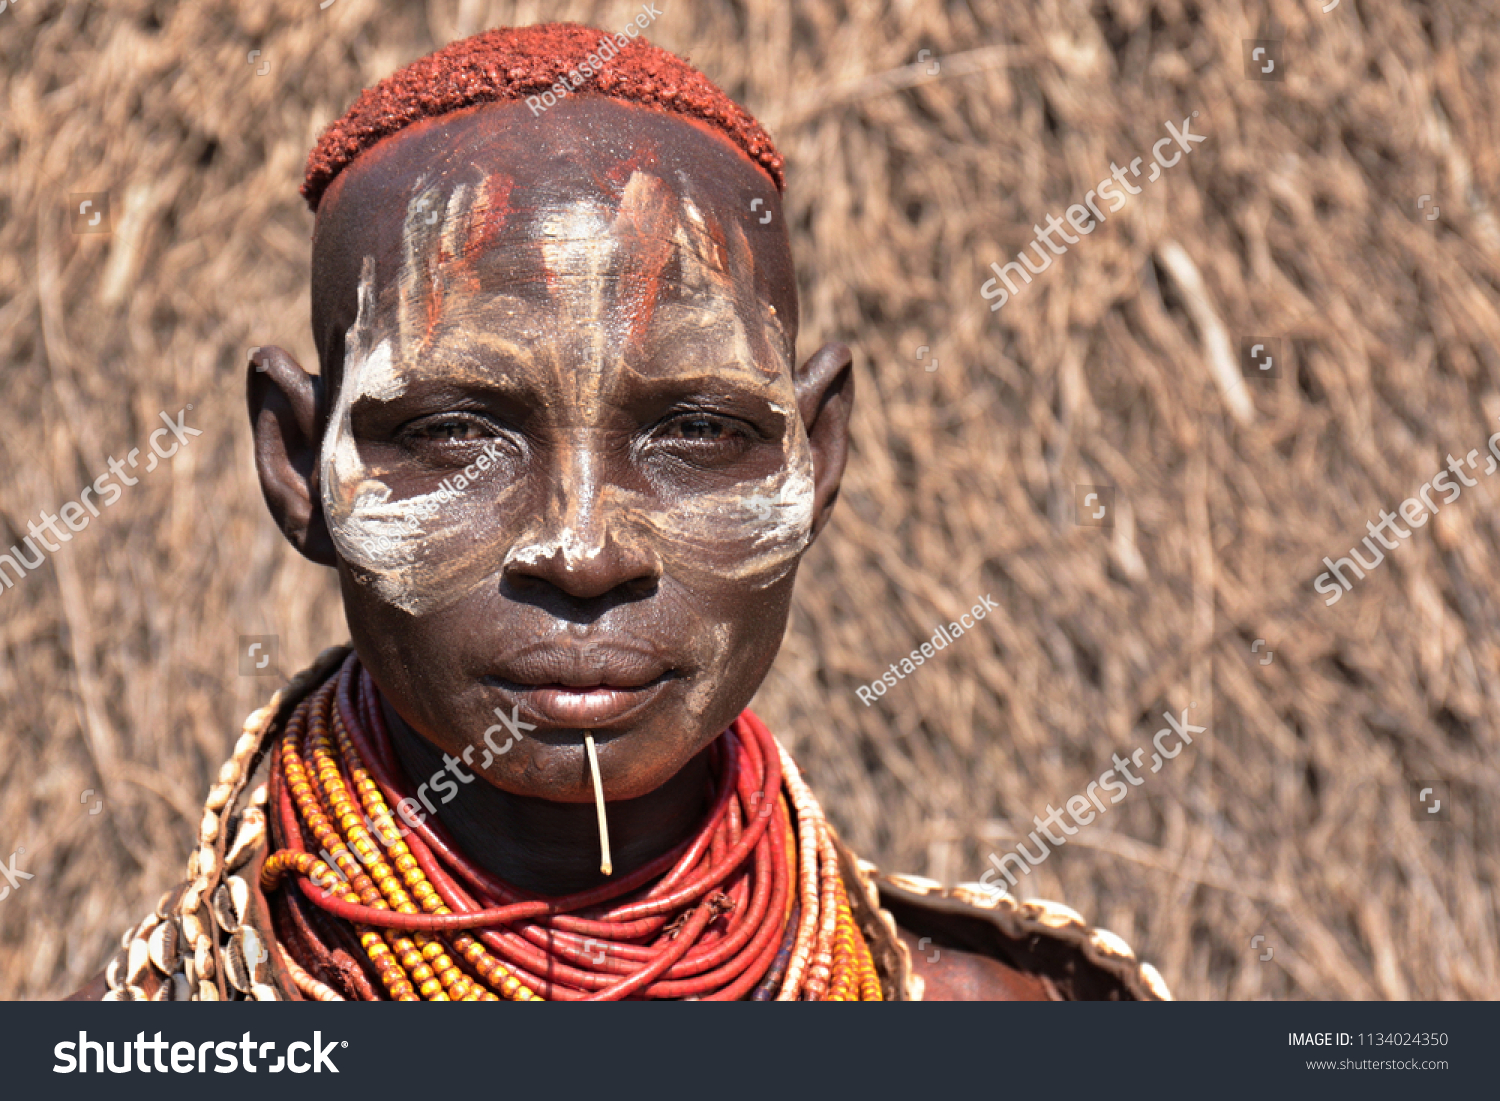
[505,524,661,602]
[502,443,661,603]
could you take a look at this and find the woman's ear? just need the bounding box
[793,341,855,543]
[246,346,337,566]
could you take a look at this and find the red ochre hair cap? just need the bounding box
[302,21,785,211]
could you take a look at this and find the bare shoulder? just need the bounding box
[894,930,1062,1002]
[863,867,1171,1001]
[896,925,1056,1001]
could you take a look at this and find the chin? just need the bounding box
[458,713,697,803]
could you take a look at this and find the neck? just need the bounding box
[381,697,712,897]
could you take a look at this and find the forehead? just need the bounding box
[311,97,796,386]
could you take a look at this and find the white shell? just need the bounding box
[147,919,181,974]
[1021,898,1086,930]
[225,810,266,871]
[242,707,272,739]
[1139,962,1174,1001]
[126,936,152,984]
[212,884,237,933]
[180,908,206,947]
[951,882,1008,909]
[195,935,215,981]
[1088,926,1137,962]
[223,933,252,993]
[243,926,268,983]
[181,878,208,918]
[227,875,252,926]
[234,730,260,763]
[105,948,126,990]
[885,872,943,895]
[197,844,219,882]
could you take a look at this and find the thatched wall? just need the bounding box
[2,0,1497,999]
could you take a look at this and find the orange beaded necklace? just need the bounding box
[260,655,882,1001]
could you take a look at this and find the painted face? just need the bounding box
[321,170,812,616]
[309,98,815,803]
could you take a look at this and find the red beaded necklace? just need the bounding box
[261,655,882,1000]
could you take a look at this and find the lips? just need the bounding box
[505,682,671,728]
[483,643,677,730]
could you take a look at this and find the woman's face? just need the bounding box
[303,98,838,803]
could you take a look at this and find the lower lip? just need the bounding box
[502,681,669,728]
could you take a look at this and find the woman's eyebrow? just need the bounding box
[622,373,791,419]
[345,360,543,414]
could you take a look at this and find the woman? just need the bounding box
[78,23,1166,1003]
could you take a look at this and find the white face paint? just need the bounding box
[319,168,813,617]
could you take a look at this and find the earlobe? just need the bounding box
[246,346,338,566]
[793,341,855,543]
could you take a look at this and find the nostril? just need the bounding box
[501,531,661,604]
[499,571,658,621]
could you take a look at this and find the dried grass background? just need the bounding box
[2,0,1498,1000]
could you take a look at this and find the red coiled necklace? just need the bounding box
[261,654,882,1001]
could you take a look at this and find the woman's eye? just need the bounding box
[411,418,489,442]
[676,417,728,440]
[648,413,756,470]
[663,414,746,443]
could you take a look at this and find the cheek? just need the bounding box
[321,328,528,615]
[638,428,818,588]
[339,579,454,731]
[322,445,527,617]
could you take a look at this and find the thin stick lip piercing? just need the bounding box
[584,731,612,876]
